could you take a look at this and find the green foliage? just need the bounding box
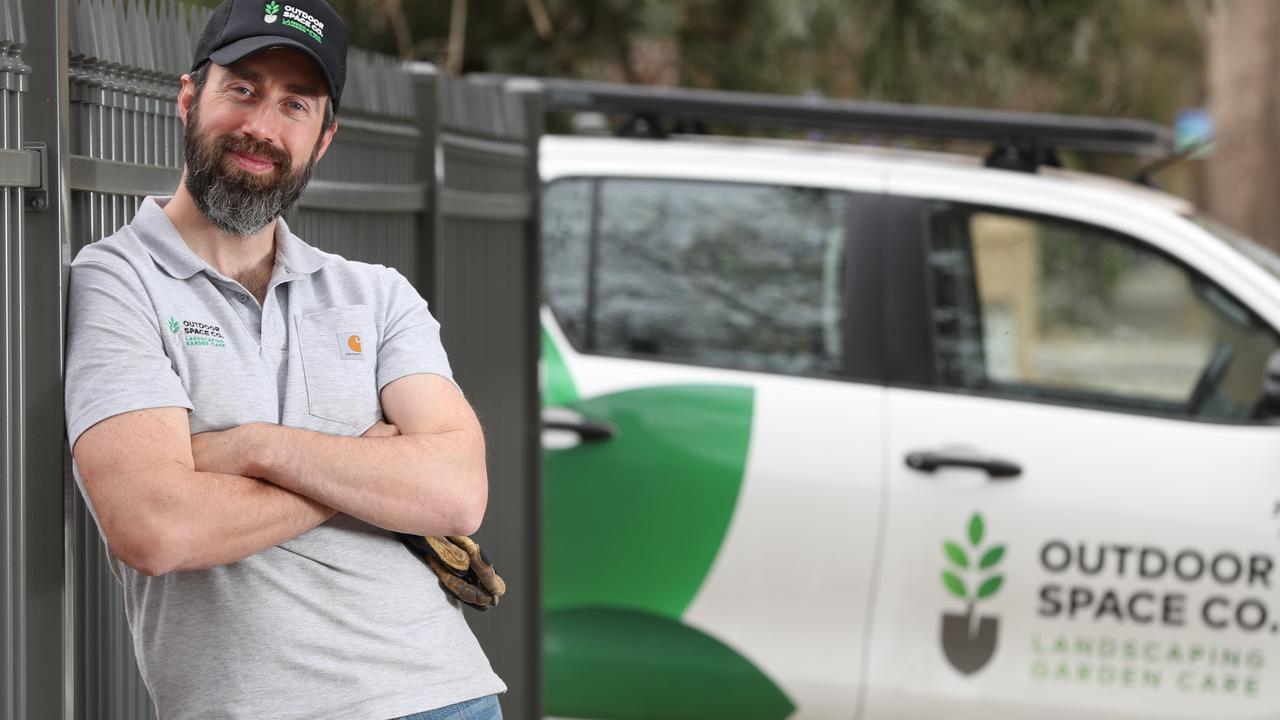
[944,513,1005,605]
[287,0,1199,127]
[978,545,1005,570]
[180,0,1201,187]
[967,513,984,547]
[942,570,967,600]
[977,575,1004,600]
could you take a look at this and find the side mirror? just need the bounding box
[1259,349,1280,419]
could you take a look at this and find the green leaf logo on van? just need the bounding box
[942,513,1005,603]
[941,512,1004,675]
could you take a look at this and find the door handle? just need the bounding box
[905,451,1022,479]
[543,418,616,443]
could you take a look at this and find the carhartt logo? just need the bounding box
[171,318,227,348]
[337,332,363,359]
[263,1,279,23]
[940,512,1005,675]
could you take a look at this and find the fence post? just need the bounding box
[435,75,543,720]
[409,61,438,307]
[12,0,72,718]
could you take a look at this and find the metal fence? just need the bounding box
[436,75,543,720]
[0,0,541,717]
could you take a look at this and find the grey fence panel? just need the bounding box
[67,0,198,716]
[0,0,533,717]
[5,0,70,716]
[287,48,429,287]
[436,76,542,720]
[0,2,31,718]
[0,0,26,714]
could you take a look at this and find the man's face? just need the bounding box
[180,48,336,236]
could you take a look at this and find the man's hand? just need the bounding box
[361,421,400,438]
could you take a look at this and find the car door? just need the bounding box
[863,198,1280,719]
[539,174,886,720]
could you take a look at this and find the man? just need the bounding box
[64,0,505,717]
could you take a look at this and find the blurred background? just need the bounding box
[194,0,1272,251]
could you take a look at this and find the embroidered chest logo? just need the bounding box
[338,333,363,359]
[169,316,227,348]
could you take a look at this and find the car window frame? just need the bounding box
[895,197,1280,425]
[539,174,886,385]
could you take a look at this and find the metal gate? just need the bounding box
[436,75,543,720]
[0,0,541,717]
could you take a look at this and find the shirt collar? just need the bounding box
[135,196,329,280]
[273,215,329,276]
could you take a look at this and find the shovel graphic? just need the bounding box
[940,513,1004,675]
[941,606,998,675]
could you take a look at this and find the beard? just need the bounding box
[182,101,322,236]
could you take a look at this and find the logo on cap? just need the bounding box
[263,1,279,23]
[279,4,326,44]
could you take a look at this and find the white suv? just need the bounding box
[535,82,1280,720]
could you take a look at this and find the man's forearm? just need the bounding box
[155,470,333,574]
[241,423,485,536]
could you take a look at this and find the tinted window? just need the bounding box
[541,179,594,345]
[928,205,1280,420]
[542,178,848,377]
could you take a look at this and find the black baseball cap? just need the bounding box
[192,0,348,110]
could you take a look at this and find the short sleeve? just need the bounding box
[376,269,455,391]
[65,259,193,451]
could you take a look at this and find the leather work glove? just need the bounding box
[399,534,508,611]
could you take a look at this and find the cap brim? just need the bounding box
[208,36,338,107]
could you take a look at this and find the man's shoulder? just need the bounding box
[71,224,148,271]
[310,252,411,293]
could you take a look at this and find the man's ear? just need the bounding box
[177,73,197,128]
[314,119,339,163]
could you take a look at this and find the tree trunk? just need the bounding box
[1206,0,1280,251]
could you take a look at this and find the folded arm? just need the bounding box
[73,406,336,576]
[195,373,488,537]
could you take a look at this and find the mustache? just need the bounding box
[214,134,291,171]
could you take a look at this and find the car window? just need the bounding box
[927,204,1280,421]
[542,178,594,346]
[543,177,848,377]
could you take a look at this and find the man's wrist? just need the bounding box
[240,422,284,479]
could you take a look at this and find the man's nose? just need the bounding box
[237,101,283,148]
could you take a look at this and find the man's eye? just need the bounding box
[231,86,252,97]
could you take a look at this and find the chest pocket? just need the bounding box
[296,305,379,426]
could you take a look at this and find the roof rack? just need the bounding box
[483,76,1175,173]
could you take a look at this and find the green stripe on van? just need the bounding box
[541,326,579,406]
[543,384,753,618]
[545,607,794,720]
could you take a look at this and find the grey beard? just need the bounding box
[182,108,319,236]
[186,168,314,236]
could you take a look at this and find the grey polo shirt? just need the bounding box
[65,197,505,720]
